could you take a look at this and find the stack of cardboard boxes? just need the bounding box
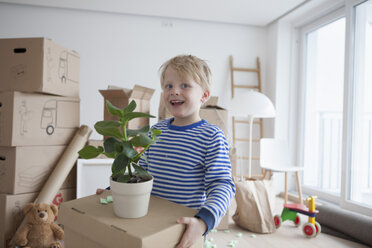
[0,37,80,247]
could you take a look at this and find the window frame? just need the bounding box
[297,0,372,217]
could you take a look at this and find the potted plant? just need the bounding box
[78,99,161,218]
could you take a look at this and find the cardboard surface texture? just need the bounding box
[199,96,229,138]
[0,37,80,97]
[0,91,79,146]
[0,146,76,194]
[0,188,76,248]
[59,191,203,248]
[99,85,154,130]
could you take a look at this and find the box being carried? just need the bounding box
[59,191,203,248]
[99,85,154,129]
[0,37,80,97]
[0,188,76,248]
[0,91,80,146]
[0,145,76,194]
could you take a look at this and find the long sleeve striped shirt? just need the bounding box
[139,118,235,232]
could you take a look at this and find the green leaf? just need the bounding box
[131,133,155,147]
[132,163,148,175]
[123,141,138,159]
[151,128,162,138]
[116,174,131,183]
[104,137,122,153]
[94,121,122,139]
[103,151,116,159]
[127,125,150,138]
[78,146,103,159]
[112,153,128,175]
[123,100,137,114]
[123,112,155,123]
[106,100,123,118]
[132,164,152,181]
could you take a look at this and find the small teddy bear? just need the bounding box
[14,203,64,248]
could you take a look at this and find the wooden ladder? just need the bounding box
[230,55,264,177]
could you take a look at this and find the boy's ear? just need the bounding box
[201,90,210,104]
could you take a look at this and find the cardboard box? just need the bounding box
[0,146,76,194]
[199,96,228,137]
[158,93,172,121]
[59,191,203,248]
[99,85,155,130]
[0,91,79,146]
[0,188,76,248]
[0,37,80,97]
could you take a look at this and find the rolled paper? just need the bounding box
[11,125,92,245]
[36,125,92,203]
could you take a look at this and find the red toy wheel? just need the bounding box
[274,214,282,228]
[303,223,316,238]
[315,221,321,236]
[294,215,301,227]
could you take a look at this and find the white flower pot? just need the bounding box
[109,176,153,218]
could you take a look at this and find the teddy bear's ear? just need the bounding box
[24,203,35,215]
[50,204,58,216]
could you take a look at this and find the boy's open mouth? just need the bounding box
[170,100,184,106]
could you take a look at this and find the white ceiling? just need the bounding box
[0,0,309,26]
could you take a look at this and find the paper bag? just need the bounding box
[232,178,276,233]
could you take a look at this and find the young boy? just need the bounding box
[139,55,235,247]
[98,55,235,248]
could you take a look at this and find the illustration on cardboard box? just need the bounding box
[0,91,79,146]
[0,37,80,97]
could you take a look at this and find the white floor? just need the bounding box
[205,197,369,248]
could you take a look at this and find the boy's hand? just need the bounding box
[175,217,207,248]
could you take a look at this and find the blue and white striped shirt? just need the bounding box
[139,118,235,230]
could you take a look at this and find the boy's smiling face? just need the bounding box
[162,66,210,126]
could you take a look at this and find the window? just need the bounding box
[302,16,345,196]
[349,0,372,208]
[300,0,372,216]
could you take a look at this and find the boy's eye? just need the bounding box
[164,84,172,89]
[181,83,189,89]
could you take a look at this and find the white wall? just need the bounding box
[0,3,268,141]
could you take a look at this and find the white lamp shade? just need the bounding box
[230,90,276,118]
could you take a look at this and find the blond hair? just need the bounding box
[159,55,212,91]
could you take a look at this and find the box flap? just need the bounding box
[203,105,226,110]
[99,89,131,99]
[131,85,155,100]
[201,96,226,110]
[202,96,218,108]
[100,85,154,100]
